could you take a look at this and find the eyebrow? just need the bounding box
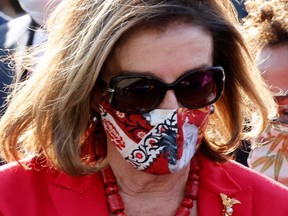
[118,63,211,77]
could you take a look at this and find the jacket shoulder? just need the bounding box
[0,157,108,216]
[224,159,288,191]
[198,153,288,215]
[0,157,58,190]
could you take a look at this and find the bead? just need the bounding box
[106,184,119,195]
[116,212,127,216]
[188,173,199,181]
[101,167,117,186]
[191,181,199,199]
[107,193,125,213]
[185,180,199,199]
[190,157,200,173]
[226,207,233,215]
[101,155,200,215]
[181,197,194,209]
[185,180,193,196]
[174,206,190,216]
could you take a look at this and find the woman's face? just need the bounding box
[105,24,213,109]
[98,24,214,174]
[257,43,288,123]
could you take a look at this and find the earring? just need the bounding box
[210,105,215,114]
[89,110,100,124]
[81,110,107,161]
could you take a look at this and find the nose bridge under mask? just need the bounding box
[157,90,181,110]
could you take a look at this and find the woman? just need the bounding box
[0,0,287,215]
[242,0,288,186]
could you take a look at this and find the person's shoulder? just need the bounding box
[0,156,59,187]
[0,157,58,209]
[199,152,288,196]
[222,158,288,197]
[198,153,288,215]
[0,157,107,215]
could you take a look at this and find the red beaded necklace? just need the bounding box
[100,156,200,216]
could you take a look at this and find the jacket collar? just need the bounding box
[197,152,253,216]
[48,153,252,216]
[198,153,241,195]
[49,171,109,216]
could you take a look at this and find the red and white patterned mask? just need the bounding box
[99,99,210,175]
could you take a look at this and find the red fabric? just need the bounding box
[197,153,288,216]
[100,98,152,143]
[0,153,288,215]
[176,107,210,159]
[0,158,109,216]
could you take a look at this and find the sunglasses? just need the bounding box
[101,66,225,114]
[275,94,288,104]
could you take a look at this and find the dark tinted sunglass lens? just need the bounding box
[176,68,223,108]
[112,78,164,113]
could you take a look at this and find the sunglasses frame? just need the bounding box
[103,66,225,114]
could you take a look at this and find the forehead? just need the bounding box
[105,23,213,82]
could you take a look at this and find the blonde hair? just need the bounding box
[0,0,277,175]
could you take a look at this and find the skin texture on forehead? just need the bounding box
[91,23,213,113]
[105,24,213,83]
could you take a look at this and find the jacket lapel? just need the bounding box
[197,153,253,216]
[48,171,109,216]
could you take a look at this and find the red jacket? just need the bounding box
[1,153,288,216]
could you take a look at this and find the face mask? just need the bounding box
[18,0,61,26]
[100,99,210,175]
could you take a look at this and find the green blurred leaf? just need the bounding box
[281,132,288,150]
[252,156,270,168]
[259,156,275,173]
[267,134,284,154]
[284,150,288,161]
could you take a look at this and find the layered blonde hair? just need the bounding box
[0,0,276,175]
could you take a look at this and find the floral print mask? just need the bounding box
[99,99,210,175]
